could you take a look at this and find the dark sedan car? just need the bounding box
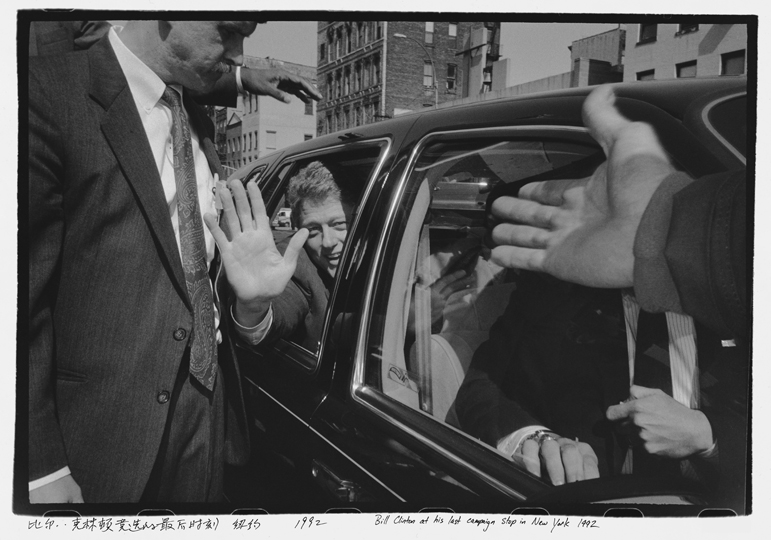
[225,77,749,516]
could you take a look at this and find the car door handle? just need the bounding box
[311,459,368,503]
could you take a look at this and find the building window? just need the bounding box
[372,99,380,120]
[637,69,655,81]
[336,28,342,58]
[344,67,350,95]
[326,75,333,101]
[376,22,383,40]
[354,105,361,126]
[304,134,313,141]
[346,26,352,54]
[266,130,277,150]
[319,43,326,62]
[335,71,342,98]
[446,63,456,92]
[363,59,370,88]
[677,22,699,35]
[425,22,434,45]
[721,50,746,76]
[638,23,657,44]
[449,22,457,37]
[358,22,365,47]
[423,61,434,87]
[373,54,381,85]
[676,60,697,78]
[354,62,361,92]
[305,101,313,115]
[327,33,333,62]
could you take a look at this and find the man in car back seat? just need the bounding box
[226,161,356,351]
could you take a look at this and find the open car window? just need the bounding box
[364,130,603,480]
[257,141,389,369]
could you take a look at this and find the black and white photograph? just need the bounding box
[9,3,762,536]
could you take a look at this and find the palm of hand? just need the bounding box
[221,226,297,303]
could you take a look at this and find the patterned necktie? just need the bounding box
[162,86,218,391]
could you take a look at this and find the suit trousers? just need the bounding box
[140,348,225,503]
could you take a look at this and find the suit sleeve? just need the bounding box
[454,274,542,446]
[633,170,747,341]
[27,61,71,481]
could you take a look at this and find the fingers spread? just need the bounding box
[203,213,228,248]
[228,180,253,231]
[520,439,542,477]
[492,223,551,249]
[246,181,270,227]
[491,196,558,229]
[218,183,241,237]
[629,385,661,399]
[578,442,600,480]
[606,401,634,422]
[490,245,546,272]
[557,439,584,483]
[540,438,565,486]
[282,228,310,268]
[582,85,629,155]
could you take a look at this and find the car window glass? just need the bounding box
[707,95,747,158]
[258,142,387,366]
[365,134,601,478]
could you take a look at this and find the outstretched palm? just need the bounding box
[489,85,675,288]
[204,180,308,314]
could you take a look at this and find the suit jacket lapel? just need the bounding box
[87,37,191,310]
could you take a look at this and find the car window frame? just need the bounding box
[256,137,394,376]
[347,125,605,501]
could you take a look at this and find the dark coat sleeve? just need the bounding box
[455,273,627,451]
[28,57,72,481]
[634,170,747,341]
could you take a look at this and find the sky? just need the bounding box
[246,20,620,86]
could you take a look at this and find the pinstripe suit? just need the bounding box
[27,36,248,502]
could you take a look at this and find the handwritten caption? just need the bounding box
[374,514,599,533]
[27,514,599,534]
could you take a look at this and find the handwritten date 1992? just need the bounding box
[295,516,327,529]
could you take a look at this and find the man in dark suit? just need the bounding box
[27,20,309,504]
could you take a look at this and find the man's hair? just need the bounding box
[286,161,355,221]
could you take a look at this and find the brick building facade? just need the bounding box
[316,21,501,135]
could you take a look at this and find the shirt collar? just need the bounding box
[108,26,184,113]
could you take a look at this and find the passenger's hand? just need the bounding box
[205,180,309,326]
[489,84,675,288]
[30,474,84,503]
[427,267,477,323]
[606,385,713,458]
[241,67,322,104]
[519,436,599,486]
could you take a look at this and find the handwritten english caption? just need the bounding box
[374,513,599,533]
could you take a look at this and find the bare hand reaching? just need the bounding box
[489,85,675,288]
[241,67,322,104]
[204,180,309,326]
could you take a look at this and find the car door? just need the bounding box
[235,138,395,509]
[309,111,714,513]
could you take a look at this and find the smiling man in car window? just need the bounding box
[224,161,355,352]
